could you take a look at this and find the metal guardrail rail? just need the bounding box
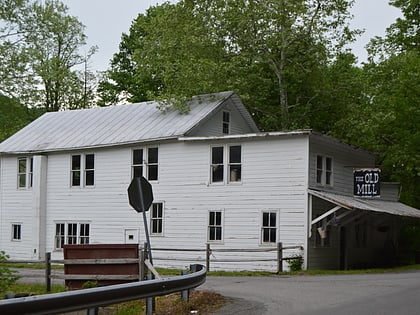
[0,264,206,315]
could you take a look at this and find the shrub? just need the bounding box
[288,255,303,272]
[0,251,19,292]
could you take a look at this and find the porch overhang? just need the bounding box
[309,189,420,219]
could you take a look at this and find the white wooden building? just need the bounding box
[1,91,419,271]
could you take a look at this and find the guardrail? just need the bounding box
[0,264,206,315]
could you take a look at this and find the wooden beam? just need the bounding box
[311,205,341,225]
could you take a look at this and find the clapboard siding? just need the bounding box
[190,100,257,136]
[0,156,36,259]
[309,134,376,195]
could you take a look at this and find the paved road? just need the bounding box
[14,269,420,315]
[202,271,420,315]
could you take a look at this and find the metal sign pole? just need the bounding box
[142,208,153,265]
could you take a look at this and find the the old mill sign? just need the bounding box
[353,168,381,197]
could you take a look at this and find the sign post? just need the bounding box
[128,176,154,265]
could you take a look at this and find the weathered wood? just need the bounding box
[62,258,139,265]
[63,275,139,281]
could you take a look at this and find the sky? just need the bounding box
[61,0,402,72]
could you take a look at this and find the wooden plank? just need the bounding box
[63,258,139,265]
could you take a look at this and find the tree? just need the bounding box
[0,0,97,111]
[99,0,360,130]
[333,0,419,207]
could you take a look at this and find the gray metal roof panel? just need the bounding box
[309,189,420,219]
[0,91,238,153]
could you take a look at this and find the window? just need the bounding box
[71,154,95,187]
[132,147,159,181]
[210,145,242,184]
[222,111,230,134]
[85,154,95,186]
[150,203,163,235]
[54,223,90,249]
[12,224,22,241]
[208,211,223,242]
[228,145,241,182]
[261,211,277,244]
[316,155,333,186]
[17,157,33,189]
[211,146,224,183]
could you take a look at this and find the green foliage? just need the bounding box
[332,1,419,208]
[288,256,303,272]
[99,0,359,130]
[0,0,97,111]
[0,251,19,292]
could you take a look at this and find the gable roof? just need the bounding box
[0,91,258,154]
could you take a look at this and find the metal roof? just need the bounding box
[0,91,256,154]
[309,189,420,219]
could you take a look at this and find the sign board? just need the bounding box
[128,176,154,212]
[353,168,381,197]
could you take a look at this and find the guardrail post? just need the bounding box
[86,307,98,315]
[206,243,211,272]
[145,274,155,315]
[277,242,283,273]
[45,252,51,292]
[181,270,189,302]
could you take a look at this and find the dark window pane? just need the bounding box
[212,165,224,182]
[18,158,26,173]
[148,147,158,164]
[209,227,215,240]
[133,166,143,178]
[270,212,276,227]
[263,212,269,227]
[270,228,276,242]
[326,157,332,171]
[85,170,94,186]
[72,155,81,170]
[317,155,323,169]
[211,147,223,164]
[229,165,241,182]
[229,146,241,163]
[133,149,143,165]
[209,212,215,225]
[223,111,230,123]
[18,174,26,188]
[148,165,158,181]
[72,171,80,186]
[85,154,94,169]
[215,212,222,225]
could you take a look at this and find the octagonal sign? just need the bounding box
[127,176,154,213]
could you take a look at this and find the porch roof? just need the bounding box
[308,189,420,219]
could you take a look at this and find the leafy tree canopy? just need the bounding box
[99,0,360,131]
[0,0,97,111]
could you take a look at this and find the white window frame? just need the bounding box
[208,210,224,242]
[150,202,164,236]
[132,147,159,181]
[316,155,333,187]
[71,153,95,187]
[11,223,22,241]
[261,210,278,245]
[54,222,91,250]
[17,157,33,189]
[210,144,242,184]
